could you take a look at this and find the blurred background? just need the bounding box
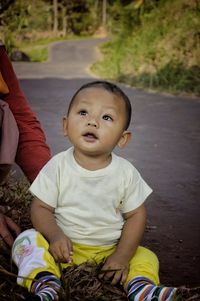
[0,0,199,96]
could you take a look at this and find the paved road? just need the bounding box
[13,38,200,287]
[13,38,106,78]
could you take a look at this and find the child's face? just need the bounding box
[63,87,131,158]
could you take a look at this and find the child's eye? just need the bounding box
[102,115,113,121]
[79,110,87,116]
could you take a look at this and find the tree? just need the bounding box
[53,0,58,33]
[102,0,107,27]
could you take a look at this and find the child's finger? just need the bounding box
[111,270,123,285]
[49,247,59,262]
[62,247,72,263]
[59,240,73,263]
[49,244,63,262]
[120,269,128,285]
[101,269,115,280]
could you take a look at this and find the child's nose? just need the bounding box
[87,116,98,128]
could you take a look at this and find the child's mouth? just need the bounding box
[83,132,97,140]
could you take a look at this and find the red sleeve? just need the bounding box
[0,46,51,182]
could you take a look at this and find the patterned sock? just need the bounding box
[128,276,177,301]
[31,272,61,301]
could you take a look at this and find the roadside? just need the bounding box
[12,38,108,79]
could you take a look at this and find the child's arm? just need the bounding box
[31,197,73,263]
[101,203,146,285]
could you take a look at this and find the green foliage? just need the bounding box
[117,62,200,95]
[92,0,200,95]
[107,1,141,36]
[24,46,48,62]
[2,0,51,35]
[0,0,100,49]
[3,30,15,55]
[0,0,199,95]
[154,63,200,95]
[60,0,99,35]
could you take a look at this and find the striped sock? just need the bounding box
[128,276,177,301]
[31,272,61,301]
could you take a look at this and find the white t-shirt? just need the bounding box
[30,147,152,246]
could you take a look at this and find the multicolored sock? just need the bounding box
[127,276,177,301]
[31,272,61,301]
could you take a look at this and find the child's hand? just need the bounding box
[49,233,73,263]
[99,253,129,285]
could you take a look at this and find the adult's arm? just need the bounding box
[0,210,21,246]
[0,45,51,182]
[0,46,51,246]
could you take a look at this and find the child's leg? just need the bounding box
[0,46,51,183]
[12,229,62,300]
[126,246,177,301]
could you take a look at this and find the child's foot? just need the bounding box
[26,291,58,301]
[30,272,61,301]
[128,276,176,301]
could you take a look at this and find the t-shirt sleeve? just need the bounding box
[122,166,153,213]
[29,157,59,208]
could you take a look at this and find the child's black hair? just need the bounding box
[67,81,132,130]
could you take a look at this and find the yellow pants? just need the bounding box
[12,229,159,291]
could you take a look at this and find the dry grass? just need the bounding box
[0,174,200,300]
[60,262,127,301]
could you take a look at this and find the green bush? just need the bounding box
[116,62,200,95]
[92,0,200,95]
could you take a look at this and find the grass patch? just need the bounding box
[117,62,200,95]
[22,45,48,62]
[92,0,200,96]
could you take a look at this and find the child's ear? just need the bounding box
[117,131,132,149]
[62,115,68,137]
